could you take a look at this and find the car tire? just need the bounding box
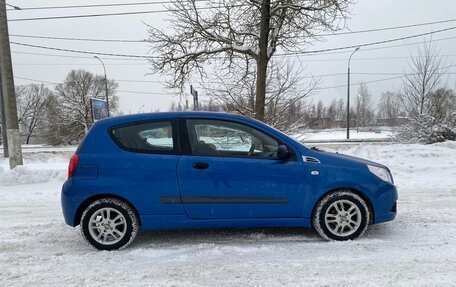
[80,198,139,250]
[313,190,370,241]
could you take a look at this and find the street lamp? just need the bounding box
[356,94,360,133]
[346,47,360,140]
[94,56,110,117]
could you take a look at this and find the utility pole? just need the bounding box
[190,85,199,111]
[0,68,9,157]
[0,0,23,168]
[346,47,360,140]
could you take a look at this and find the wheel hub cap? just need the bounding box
[88,207,127,245]
[324,200,362,237]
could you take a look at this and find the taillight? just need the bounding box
[68,154,79,179]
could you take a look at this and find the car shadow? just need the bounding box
[131,227,323,248]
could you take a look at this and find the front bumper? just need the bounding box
[373,184,398,224]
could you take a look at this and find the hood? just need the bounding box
[305,149,389,170]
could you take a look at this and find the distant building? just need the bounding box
[376,117,408,127]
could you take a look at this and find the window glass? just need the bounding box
[187,119,279,159]
[111,121,175,153]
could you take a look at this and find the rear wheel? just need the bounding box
[80,198,139,250]
[313,191,370,241]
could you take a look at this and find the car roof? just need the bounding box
[84,111,308,154]
[94,111,257,127]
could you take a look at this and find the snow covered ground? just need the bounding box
[1,142,456,286]
[294,127,393,142]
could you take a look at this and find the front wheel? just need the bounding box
[313,191,370,241]
[80,198,139,250]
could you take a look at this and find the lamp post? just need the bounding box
[346,47,360,140]
[356,94,360,133]
[94,56,110,117]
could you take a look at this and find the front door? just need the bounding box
[177,118,306,219]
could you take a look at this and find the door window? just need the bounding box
[186,119,280,159]
[111,121,176,153]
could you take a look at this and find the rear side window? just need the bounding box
[110,121,177,154]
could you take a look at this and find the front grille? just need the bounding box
[390,202,397,212]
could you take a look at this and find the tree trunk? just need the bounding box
[254,0,271,122]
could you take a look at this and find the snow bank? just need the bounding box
[0,165,66,186]
[0,152,68,186]
[294,127,393,141]
[328,141,456,190]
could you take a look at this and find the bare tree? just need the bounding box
[356,82,374,127]
[15,84,52,144]
[377,91,403,126]
[400,41,447,120]
[147,0,352,121]
[199,59,315,132]
[429,88,456,122]
[394,42,456,143]
[335,98,346,127]
[198,98,223,111]
[168,100,185,112]
[326,99,337,128]
[46,70,119,145]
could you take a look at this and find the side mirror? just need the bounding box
[277,145,291,160]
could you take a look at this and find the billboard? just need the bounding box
[91,98,108,121]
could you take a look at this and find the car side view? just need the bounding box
[61,112,397,250]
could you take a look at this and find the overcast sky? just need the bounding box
[7,0,456,114]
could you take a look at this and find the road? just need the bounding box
[1,142,455,286]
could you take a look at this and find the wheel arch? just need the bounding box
[311,187,375,226]
[74,194,142,227]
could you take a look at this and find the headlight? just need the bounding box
[367,165,393,184]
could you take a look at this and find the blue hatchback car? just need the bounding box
[62,112,397,250]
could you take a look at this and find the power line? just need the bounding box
[290,35,456,58]
[296,54,456,62]
[16,53,456,65]
[11,34,456,62]
[117,89,171,95]
[7,0,456,42]
[317,63,456,89]
[13,63,148,66]
[7,5,241,21]
[11,50,146,60]
[18,74,403,92]
[6,1,209,11]
[8,9,173,21]
[319,17,456,36]
[10,25,456,60]
[11,41,157,58]
[116,78,162,83]
[5,3,21,10]
[14,75,165,85]
[14,76,57,85]
[9,34,147,43]
[277,26,456,56]
[355,35,456,53]
[9,17,456,44]
[14,76,172,95]
[15,68,456,91]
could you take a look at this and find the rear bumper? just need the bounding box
[61,179,79,227]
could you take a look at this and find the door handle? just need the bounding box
[192,162,209,170]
